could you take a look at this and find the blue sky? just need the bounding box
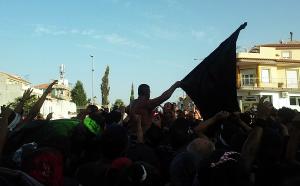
[0,0,299,105]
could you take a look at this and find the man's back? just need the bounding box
[130,98,153,132]
[128,81,181,133]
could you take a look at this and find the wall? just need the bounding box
[40,99,76,119]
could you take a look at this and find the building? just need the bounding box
[34,65,77,119]
[34,80,76,119]
[0,72,31,106]
[0,64,76,119]
[237,39,300,112]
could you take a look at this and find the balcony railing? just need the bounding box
[239,77,300,89]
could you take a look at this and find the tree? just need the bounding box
[101,66,110,107]
[9,95,38,116]
[71,81,87,106]
[130,82,134,102]
[178,95,195,112]
[112,99,125,110]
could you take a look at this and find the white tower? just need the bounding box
[59,64,65,81]
[59,64,68,87]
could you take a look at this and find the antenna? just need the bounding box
[59,64,65,80]
[290,32,293,42]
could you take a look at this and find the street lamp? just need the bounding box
[90,55,94,104]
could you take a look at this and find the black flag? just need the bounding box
[181,22,247,120]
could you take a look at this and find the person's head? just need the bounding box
[21,147,64,186]
[187,137,215,159]
[186,111,195,121]
[86,104,99,114]
[196,151,249,186]
[144,125,164,147]
[163,102,176,124]
[117,161,162,186]
[100,125,129,160]
[219,116,248,152]
[105,110,122,126]
[169,118,195,149]
[277,107,297,125]
[176,110,185,119]
[89,111,106,131]
[258,126,284,164]
[170,152,199,186]
[138,84,150,99]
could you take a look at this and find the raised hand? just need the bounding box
[22,88,33,102]
[46,112,54,121]
[174,81,182,88]
[0,104,13,157]
[152,112,162,128]
[257,96,273,120]
[45,80,58,94]
[0,104,13,119]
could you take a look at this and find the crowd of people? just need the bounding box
[0,80,300,186]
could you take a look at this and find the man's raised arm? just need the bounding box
[148,81,181,109]
[26,80,58,122]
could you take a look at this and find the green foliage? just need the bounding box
[178,95,195,111]
[101,66,110,106]
[10,95,38,115]
[71,81,88,106]
[112,99,125,110]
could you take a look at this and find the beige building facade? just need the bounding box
[237,41,300,111]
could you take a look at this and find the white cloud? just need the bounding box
[124,1,131,7]
[70,29,79,34]
[140,26,178,40]
[76,44,97,49]
[81,29,95,36]
[34,25,67,36]
[144,12,165,21]
[103,33,147,49]
[191,30,206,40]
[33,25,147,49]
[164,0,180,8]
[152,59,185,69]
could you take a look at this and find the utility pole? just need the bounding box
[90,55,94,104]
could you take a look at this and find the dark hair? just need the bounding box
[197,151,250,186]
[89,112,106,130]
[144,125,164,148]
[138,84,150,96]
[105,110,122,125]
[278,107,297,125]
[100,125,128,160]
[258,126,284,164]
[169,118,195,149]
[86,104,98,114]
[116,161,163,186]
[219,116,247,152]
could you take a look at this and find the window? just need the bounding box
[290,97,297,105]
[286,70,298,88]
[282,51,291,59]
[242,74,255,86]
[261,69,270,83]
[290,96,300,106]
[244,96,259,102]
[262,95,273,103]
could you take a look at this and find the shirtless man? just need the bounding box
[128,81,181,132]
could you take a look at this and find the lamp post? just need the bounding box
[90,55,94,104]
